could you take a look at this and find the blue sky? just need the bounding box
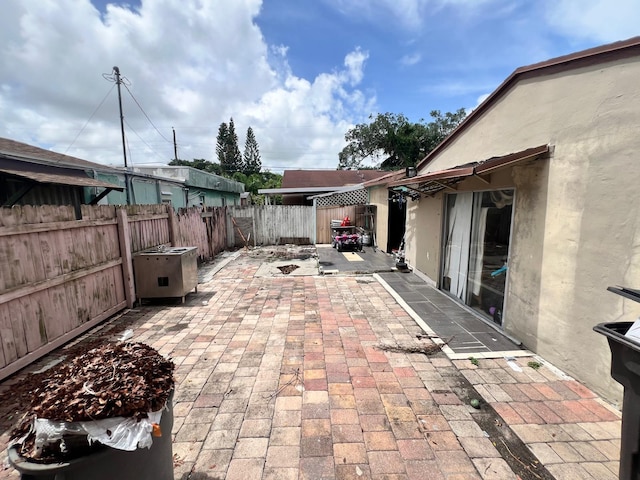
[1,0,638,170]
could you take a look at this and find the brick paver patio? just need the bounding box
[0,249,622,479]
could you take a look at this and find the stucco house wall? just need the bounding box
[405,51,640,403]
[368,186,389,251]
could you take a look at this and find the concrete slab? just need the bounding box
[254,257,319,277]
[377,272,522,356]
[317,244,396,274]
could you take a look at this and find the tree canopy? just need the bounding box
[243,126,262,174]
[338,109,466,170]
[216,118,243,173]
[169,158,223,175]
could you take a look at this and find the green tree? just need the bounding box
[226,118,243,173]
[215,122,229,169]
[169,158,223,175]
[171,157,283,205]
[338,109,466,170]
[243,126,262,174]
[216,118,242,173]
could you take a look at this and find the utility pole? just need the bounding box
[112,66,131,205]
[173,127,178,161]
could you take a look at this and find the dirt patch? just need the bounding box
[248,245,317,261]
[165,323,190,332]
[277,265,300,274]
[376,342,444,356]
[474,411,554,480]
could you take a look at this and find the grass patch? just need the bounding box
[527,361,542,370]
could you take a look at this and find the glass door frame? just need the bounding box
[438,188,516,327]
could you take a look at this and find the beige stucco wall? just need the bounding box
[408,56,640,404]
[368,186,389,251]
[405,195,441,283]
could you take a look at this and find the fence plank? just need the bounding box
[0,304,16,366]
[117,209,135,308]
[7,298,28,358]
[64,280,81,330]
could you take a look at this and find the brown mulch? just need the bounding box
[10,342,174,446]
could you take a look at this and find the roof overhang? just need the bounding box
[258,186,348,195]
[307,184,365,200]
[0,168,124,190]
[388,145,550,196]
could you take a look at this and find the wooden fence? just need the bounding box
[0,202,361,379]
[0,203,226,381]
[227,205,315,246]
[174,206,227,259]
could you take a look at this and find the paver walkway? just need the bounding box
[0,248,623,480]
[454,358,621,479]
[162,254,494,479]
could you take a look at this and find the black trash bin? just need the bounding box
[594,286,640,480]
[7,391,174,480]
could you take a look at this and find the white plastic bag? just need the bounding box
[32,406,165,453]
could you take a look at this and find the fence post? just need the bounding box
[167,204,179,246]
[116,208,136,308]
[251,208,257,247]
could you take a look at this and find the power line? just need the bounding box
[122,82,173,144]
[63,83,116,155]
[123,118,171,163]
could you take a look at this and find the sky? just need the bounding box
[0,0,638,172]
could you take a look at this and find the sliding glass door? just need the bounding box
[441,190,514,325]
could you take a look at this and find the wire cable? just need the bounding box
[63,83,116,155]
[122,83,173,144]
[123,118,171,164]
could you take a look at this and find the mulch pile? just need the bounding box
[10,342,175,459]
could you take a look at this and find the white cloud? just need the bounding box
[422,80,498,97]
[326,0,497,31]
[0,0,376,170]
[400,53,422,66]
[543,0,640,43]
[344,48,369,86]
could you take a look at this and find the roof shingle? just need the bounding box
[281,169,388,189]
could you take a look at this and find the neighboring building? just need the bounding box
[388,37,640,404]
[0,138,243,211]
[133,166,244,207]
[0,137,123,210]
[240,192,251,206]
[260,169,388,205]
